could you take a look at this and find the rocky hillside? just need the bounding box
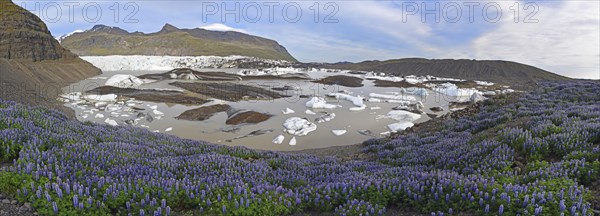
[60,24,297,62]
[0,0,101,114]
[330,58,570,86]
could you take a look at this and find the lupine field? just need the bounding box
[0,81,599,216]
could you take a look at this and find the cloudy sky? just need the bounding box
[15,0,600,79]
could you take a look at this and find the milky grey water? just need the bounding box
[63,69,464,151]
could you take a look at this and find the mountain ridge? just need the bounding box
[59,23,297,62]
[328,58,571,86]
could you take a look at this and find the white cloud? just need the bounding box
[471,1,600,79]
[199,23,248,34]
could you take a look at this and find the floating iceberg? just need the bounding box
[282,108,295,114]
[84,94,117,102]
[94,113,104,118]
[105,74,145,88]
[387,122,414,132]
[482,91,497,96]
[304,110,317,115]
[152,110,164,116]
[305,97,338,109]
[400,87,429,96]
[327,93,365,110]
[384,110,422,122]
[272,135,285,144]
[475,81,494,86]
[393,102,424,114]
[283,117,317,136]
[104,118,118,126]
[60,92,82,101]
[470,92,486,102]
[165,127,173,132]
[501,89,515,94]
[369,93,416,102]
[331,130,347,136]
[289,137,297,146]
[432,83,478,97]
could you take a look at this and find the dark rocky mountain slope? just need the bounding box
[0,0,101,114]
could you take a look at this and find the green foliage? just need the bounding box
[0,172,24,194]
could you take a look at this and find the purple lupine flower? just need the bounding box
[73,195,79,208]
[140,209,145,216]
[222,205,227,214]
[499,205,504,215]
[166,206,171,216]
[52,202,58,215]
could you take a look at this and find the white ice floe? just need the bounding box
[315,113,336,123]
[272,135,285,144]
[81,114,89,119]
[282,108,295,114]
[331,130,347,136]
[152,110,164,116]
[432,83,479,97]
[393,102,425,114]
[239,67,303,76]
[304,110,317,115]
[382,110,422,122]
[470,92,486,103]
[475,81,495,86]
[165,127,173,132]
[370,106,382,110]
[289,137,297,146]
[501,89,515,94]
[140,125,150,128]
[450,107,466,112]
[105,74,145,89]
[369,93,416,101]
[94,102,108,108]
[367,98,382,103]
[387,122,414,132]
[400,87,429,96]
[327,93,366,110]
[482,91,497,96]
[94,113,105,118]
[305,97,339,109]
[283,117,317,136]
[148,105,158,110]
[84,94,117,102]
[327,93,364,106]
[104,118,118,126]
[105,104,121,112]
[60,92,82,101]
